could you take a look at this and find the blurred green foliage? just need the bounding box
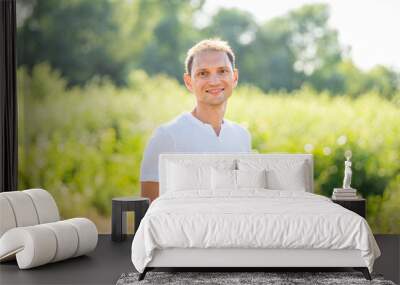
[15,0,399,234]
[17,0,399,97]
[17,64,400,233]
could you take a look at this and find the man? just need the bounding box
[140,39,252,202]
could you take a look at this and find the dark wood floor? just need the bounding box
[0,235,399,285]
[0,235,134,285]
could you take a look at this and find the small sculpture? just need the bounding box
[342,150,353,189]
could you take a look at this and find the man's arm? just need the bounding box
[141,182,159,203]
[140,126,174,202]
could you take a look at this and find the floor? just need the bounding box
[0,234,399,285]
[0,235,134,285]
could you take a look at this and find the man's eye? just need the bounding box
[199,72,207,76]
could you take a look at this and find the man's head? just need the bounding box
[183,39,239,107]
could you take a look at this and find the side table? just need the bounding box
[112,197,149,242]
[331,197,366,218]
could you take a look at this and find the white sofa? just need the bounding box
[0,189,98,269]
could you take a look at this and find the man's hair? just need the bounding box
[185,38,235,75]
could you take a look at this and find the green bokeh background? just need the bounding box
[17,66,400,233]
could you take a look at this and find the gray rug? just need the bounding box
[116,271,396,285]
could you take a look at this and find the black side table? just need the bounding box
[112,197,150,242]
[331,197,366,218]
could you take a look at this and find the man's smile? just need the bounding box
[205,88,225,95]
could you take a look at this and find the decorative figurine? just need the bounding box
[342,150,353,189]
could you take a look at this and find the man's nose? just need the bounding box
[208,73,221,84]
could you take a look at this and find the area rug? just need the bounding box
[116,271,396,285]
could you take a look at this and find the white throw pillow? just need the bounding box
[211,169,268,190]
[236,169,267,189]
[266,163,307,191]
[167,162,211,191]
[166,159,236,192]
[211,168,236,190]
[238,159,308,191]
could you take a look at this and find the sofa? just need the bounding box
[0,189,98,269]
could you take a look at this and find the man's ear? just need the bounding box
[183,73,193,92]
[233,68,239,88]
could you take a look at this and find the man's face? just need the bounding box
[183,50,238,106]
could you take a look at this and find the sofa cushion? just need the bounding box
[24,189,60,223]
[0,196,17,237]
[0,191,39,227]
[0,218,97,269]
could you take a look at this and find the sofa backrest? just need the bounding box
[159,153,313,195]
[0,189,60,237]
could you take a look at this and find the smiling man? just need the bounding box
[140,39,252,202]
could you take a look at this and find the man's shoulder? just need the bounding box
[224,118,250,136]
[157,113,191,134]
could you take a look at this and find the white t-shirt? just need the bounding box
[140,112,252,182]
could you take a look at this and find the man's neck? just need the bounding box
[191,104,226,136]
